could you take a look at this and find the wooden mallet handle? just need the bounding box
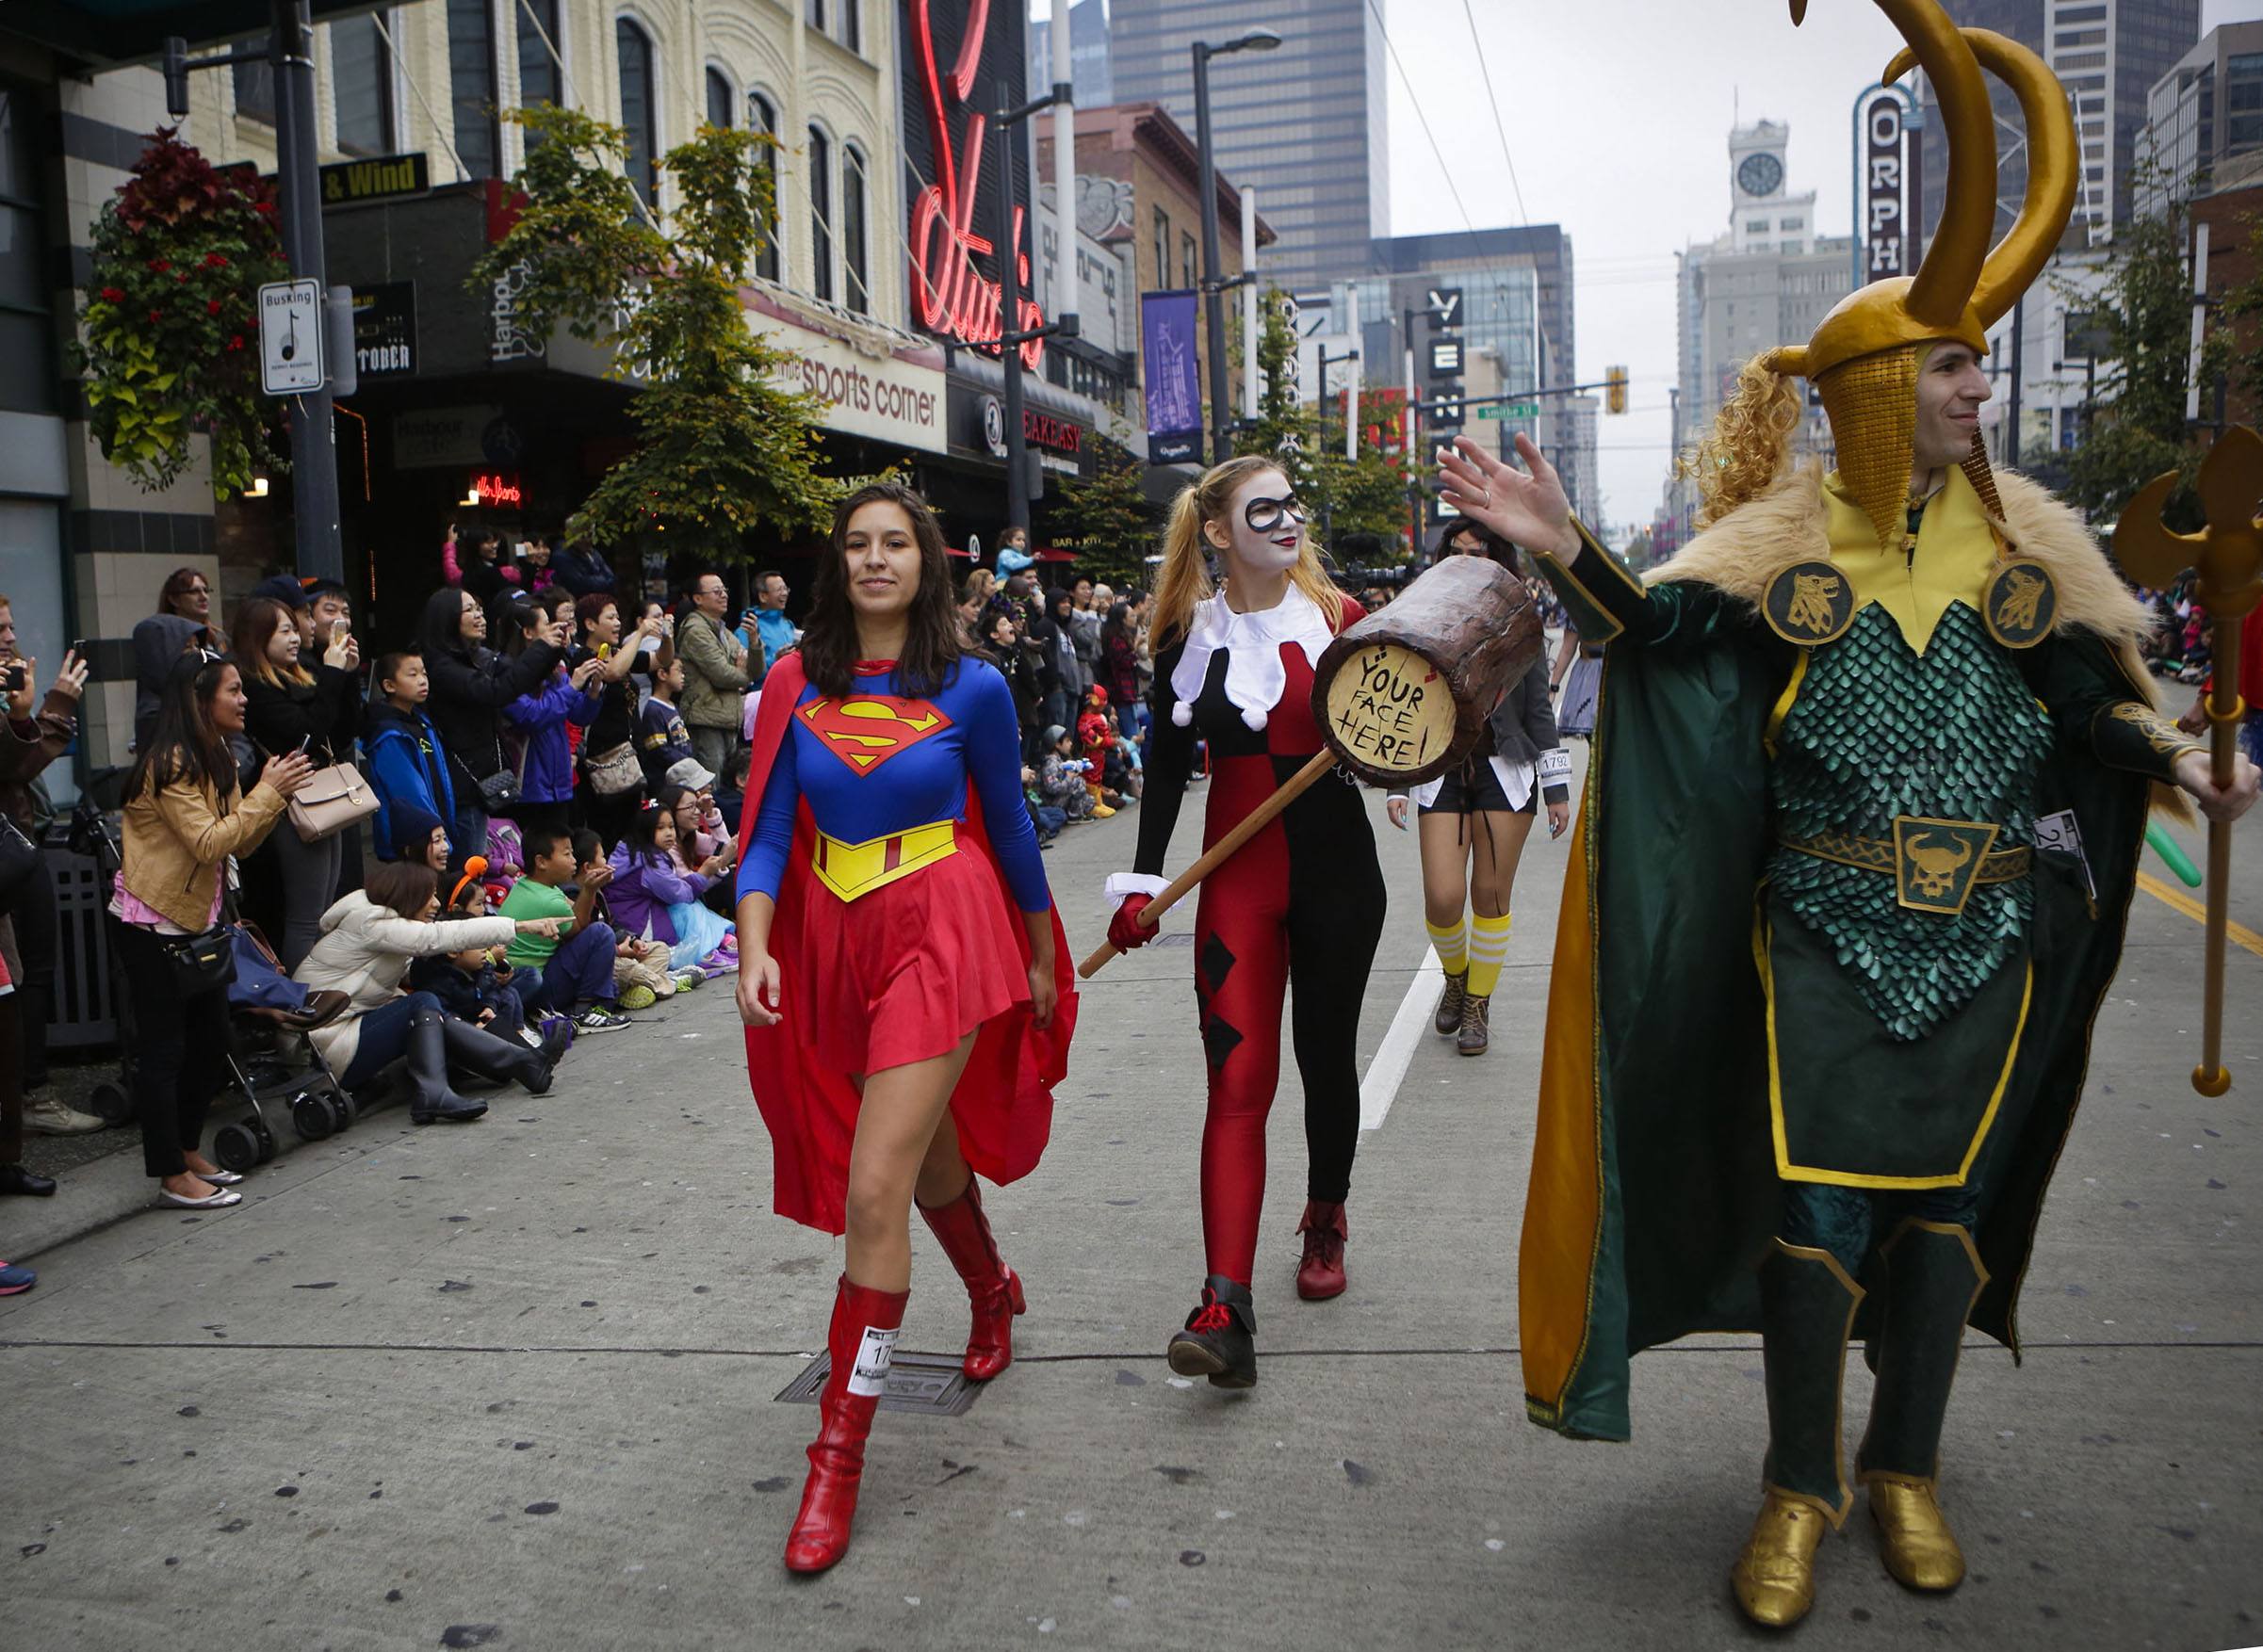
[1077,749,1338,979]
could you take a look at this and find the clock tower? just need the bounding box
[1726,120,1815,254]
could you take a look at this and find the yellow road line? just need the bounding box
[2135,870,2263,959]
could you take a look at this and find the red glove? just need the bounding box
[1108,893,1157,951]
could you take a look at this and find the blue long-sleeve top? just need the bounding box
[739,658,1051,915]
[503,666,604,805]
[606,840,711,946]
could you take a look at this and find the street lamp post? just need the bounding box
[993,77,1083,537]
[1315,343,1358,547]
[1193,30,1280,464]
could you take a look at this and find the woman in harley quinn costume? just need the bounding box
[1105,455,1385,1388]
[735,482,1075,1575]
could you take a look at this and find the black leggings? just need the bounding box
[113,919,234,1177]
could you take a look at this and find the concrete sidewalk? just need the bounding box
[3,762,2258,1651]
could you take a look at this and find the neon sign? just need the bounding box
[470,472,524,508]
[906,0,1048,371]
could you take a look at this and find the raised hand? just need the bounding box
[1436,433,1578,559]
[52,651,90,705]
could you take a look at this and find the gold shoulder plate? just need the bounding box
[1982,559,2056,649]
[1763,560,1856,646]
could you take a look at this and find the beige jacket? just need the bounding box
[294,892,516,1070]
[119,772,287,932]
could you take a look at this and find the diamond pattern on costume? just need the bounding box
[1202,931,1237,995]
[1202,1012,1245,1071]
[1767,602,2056,1041]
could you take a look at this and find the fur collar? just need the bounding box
[1652,462,2160,693]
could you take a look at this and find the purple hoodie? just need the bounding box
[605,841,711,945]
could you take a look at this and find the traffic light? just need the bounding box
[1605,364,1628,415]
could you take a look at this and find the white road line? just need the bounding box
[1359,947,1446,1132]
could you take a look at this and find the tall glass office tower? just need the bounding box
[1108,0,1391,287]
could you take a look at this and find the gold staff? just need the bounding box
[2115,425,2263,1096]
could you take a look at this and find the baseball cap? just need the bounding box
[664,756,719,791]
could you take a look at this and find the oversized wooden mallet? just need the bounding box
[2114,425,2263,1097]
[1078,556,1544,978]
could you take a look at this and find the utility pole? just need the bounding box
[1192,31,1281,463]
[994,77,1081,536]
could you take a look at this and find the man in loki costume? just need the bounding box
[1437,0,2259,1629]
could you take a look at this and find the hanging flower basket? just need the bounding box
[75,127,291,500]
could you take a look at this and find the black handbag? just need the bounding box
[0,814,37,905]
[160,924,237,995]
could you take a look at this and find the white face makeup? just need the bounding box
[1213,467,1306,576]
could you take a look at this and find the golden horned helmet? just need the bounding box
[1760,0,2077,549]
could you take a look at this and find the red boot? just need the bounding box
[784,1274,908,1575]
[919,1175,1026,1381]
[1295,1200,1348,1301]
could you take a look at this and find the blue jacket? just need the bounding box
[504,666,604,805]
[365,701,457,859]
[752,607,797,673]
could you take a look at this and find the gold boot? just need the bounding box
[1866,1474,1965,1592]
[1730,1489,1832,1628]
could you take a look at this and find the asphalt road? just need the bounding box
[3,744,2258,1652]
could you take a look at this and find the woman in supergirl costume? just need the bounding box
[734,483,1076,1576]
[1103,455,1384,1389]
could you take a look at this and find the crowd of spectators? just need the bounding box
[0,525,1198,1292]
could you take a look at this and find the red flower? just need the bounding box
[99,285,125,302]
[207,299,221,315]
[227,334,245,350]
[203,252,230,269]
[147,309,162,323]
[148,258,171,272]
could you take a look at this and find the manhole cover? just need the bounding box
[775,1351,982,1417]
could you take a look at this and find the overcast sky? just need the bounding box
[1374,0,2260,529]
[1031,0,2258,529]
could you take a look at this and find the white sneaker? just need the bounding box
[24,1094,106,1135]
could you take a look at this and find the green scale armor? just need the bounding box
[1766,601,2056,1043]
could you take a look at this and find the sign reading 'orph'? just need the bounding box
[1860,89,1921,279]
[905,0,1048,370]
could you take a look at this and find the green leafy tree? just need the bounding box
[2055,165,2225,531]
[75,128,289,498]
[470,106,846,561]
[1051,432,1162,587]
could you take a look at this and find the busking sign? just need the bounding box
[1858,88,1922,282]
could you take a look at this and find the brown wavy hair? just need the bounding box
[1684,354,1804,528]
[797,482,965,699]
[231,596,314,689]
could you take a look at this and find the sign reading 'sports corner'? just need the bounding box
[319,153,430,209]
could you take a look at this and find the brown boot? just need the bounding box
[1434,969,1467,1036]
[1457,992,1490,1055]
[1294,1200,1347,1301]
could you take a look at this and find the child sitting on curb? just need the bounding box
[499,824,631,1034]
[607,798,734,975]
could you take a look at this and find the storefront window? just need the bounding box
[808,124,833,300]
[843,144,869,314]
[751,91,781,282]
[617,19,659,209]
[517,0,562,112]
[0,85,53,415]
[332,13,396,157]
[448,0,498,176]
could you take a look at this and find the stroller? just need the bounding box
[69,770,357,1173]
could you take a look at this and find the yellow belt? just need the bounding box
[811,820,958,902]
[1778,816,2029,916]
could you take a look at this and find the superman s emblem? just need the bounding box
[799,695,953,772]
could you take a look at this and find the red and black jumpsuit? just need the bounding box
[1127,589,1387,1288]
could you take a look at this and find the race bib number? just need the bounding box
[2033,809,2094,901]
[846,1324,900,1397]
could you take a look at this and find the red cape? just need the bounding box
[735,654,1077,1233]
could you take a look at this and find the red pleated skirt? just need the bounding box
[785,829,1031,1077]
